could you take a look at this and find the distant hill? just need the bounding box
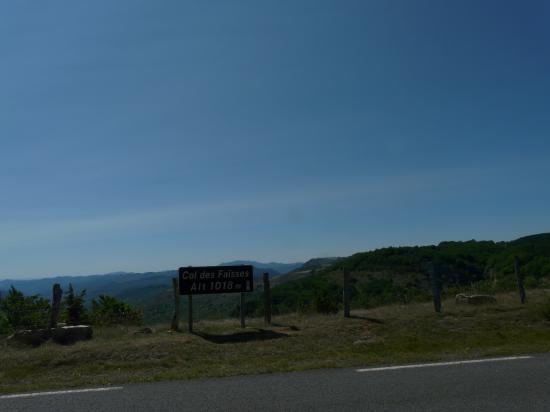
[0,270,177,302]
[272,257,342,286]
[0,261,305,323]
[219,261,304,275]
[4,235,550,323]
[246,233,550,315]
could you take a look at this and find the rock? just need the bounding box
[7,329,51,347]
[455,294,497,305]
[6,325,93,346]
[134,327,153,335]
[455,293,469,304]
[51,325,93,345]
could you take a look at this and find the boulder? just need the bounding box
[7,329,51,347]
[456,294,497,305]
[455,293,469,304]
[51,325,93,345]
[134,327,153,335]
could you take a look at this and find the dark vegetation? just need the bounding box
[0,264,297,325]
[244,233,550,317]
[0,283,142,334]
[1,234,549,328]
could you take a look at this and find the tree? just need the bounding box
[0,311,11,335]
[89,295,142,326]
[0,286,50,330]
[313,288,338,314]
[64,284,88,325]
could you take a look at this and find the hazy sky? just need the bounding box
[1,0,549,278]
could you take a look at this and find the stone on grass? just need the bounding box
[7,329,51,347]
[51,325,93,345]
[455,294,497,305]
[134,327,153,335]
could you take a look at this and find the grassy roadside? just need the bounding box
[2,289,550,394]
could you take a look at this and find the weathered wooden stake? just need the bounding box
[188,295,193,333]
[428,262,442,313]
[171,278,180,331]
[515,256,527,304]
[263,272,272,325]
[240,292,246,328]
[49,283,63,329]
[343,267,351,318]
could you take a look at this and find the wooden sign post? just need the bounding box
[240,292,246,328]
[343,268,351,318]
[514,257,527,304]
[49,283,63,329]
[428,262,442,313]
[188,295,193,333]
[263,272,272,326]
[171,278,180,331]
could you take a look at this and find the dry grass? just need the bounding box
[2,289,550,394]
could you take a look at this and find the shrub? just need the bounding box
[313,289,338,314]
[0,311,11,335]
[90,295,142,326]
[0,286,50,330]
[63,284,88,325]
[539,298,550,321]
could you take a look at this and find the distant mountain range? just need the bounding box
[7,233,549,324]
[219,261,304,275]
[0,260,304,302]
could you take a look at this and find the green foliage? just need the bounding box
[250,233,550,315]
[353,276,431,308]
[0,311,11,335]
[313,288,338,314]
[538,298,550,321]
[63,284,88,325]
[90,295,142,326]
[0,286,50,330]
[268,274,341,314]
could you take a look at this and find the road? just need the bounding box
[1,355,549,411]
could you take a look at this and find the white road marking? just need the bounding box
[0,386,123,399]
[357,355,533,373]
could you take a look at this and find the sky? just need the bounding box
[1,0,549,278]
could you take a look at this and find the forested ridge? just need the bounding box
[245,233,550,315]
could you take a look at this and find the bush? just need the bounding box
[0,311,11,335]
[539,298,550,321]
[313,289,338,314]
[0,287,50,330]
[90,295,142,326]
[63,284,88,325]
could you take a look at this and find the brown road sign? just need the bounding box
[179,265,254,295]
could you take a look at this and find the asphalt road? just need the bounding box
[2,355,550,411]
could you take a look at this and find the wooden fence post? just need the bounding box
[263,272,272,325]
[171,278,180,331]
[428,262,442,313]
[343,267,351,318]
[188,295,193,333]
[515,257,527,304]
[240,292,246,328]
[49,283,63,329]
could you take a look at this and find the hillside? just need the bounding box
[3,234,550,323]
[0,262,298,323]
[252,234,550,315]
[220,261,304,275]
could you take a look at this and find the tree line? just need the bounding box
[0,284,142,334]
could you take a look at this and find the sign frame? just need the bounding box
[178,265,254,296]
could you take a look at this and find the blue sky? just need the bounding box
[1,0,549,278]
